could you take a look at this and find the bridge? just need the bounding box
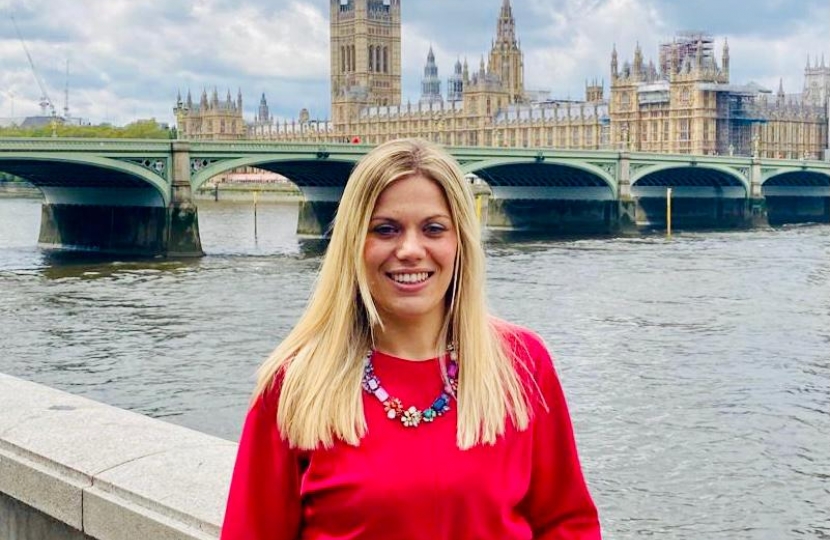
[1,138,829,257]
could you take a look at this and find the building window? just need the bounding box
[679,119,690,141]
[383,47,388,74]
[341,47,346,73]
[369,45,374,72]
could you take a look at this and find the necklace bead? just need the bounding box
[362,348,458,428]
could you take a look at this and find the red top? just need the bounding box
[221,327,601,539]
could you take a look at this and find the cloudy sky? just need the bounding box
[0,0,828,127]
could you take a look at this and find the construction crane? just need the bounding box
[11,15,56,118]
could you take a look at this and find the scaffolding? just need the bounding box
[659,32,715,77]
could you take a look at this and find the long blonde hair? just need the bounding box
[255,138,531,450]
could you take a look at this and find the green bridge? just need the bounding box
[1,137,829,257]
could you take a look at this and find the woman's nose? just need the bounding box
[396,229,425,260]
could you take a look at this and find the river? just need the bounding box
[1,197,828,539]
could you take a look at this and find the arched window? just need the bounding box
[383,46,389,73]
[351,45,356,71]
[341,47,346,73]
[369,45,374,72]
[375,47,381,75]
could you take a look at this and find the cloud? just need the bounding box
[0,0,827,126]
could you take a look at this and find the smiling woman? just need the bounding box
[220,138,601,540]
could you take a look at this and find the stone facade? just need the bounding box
[173,89,246,141]
[176,1,829,159]
[611,33,828,159]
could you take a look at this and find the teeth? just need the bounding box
[391,272,429,284]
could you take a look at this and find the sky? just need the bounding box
[0,0,828,127]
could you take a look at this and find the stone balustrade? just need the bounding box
[0,373,237,540]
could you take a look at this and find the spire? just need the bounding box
[722,38,730,79]
[257,92,269,123]
[420,46,442,105]
[777,78,785,105]
[495,0,517,47]
[611,44,618,76]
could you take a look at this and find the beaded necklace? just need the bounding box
[361,347,459,428]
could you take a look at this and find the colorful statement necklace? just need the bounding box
[361,347,459,428]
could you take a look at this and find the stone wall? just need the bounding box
[0,373,236,540]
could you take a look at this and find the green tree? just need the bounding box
[0,119,174,139]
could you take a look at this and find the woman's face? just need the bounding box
[363,174,459,330]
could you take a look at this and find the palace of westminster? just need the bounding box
[174,0,830,160]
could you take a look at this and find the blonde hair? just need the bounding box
[255,138,531,450]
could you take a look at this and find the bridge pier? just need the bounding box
[36,142,204,258]
[296,187,343,236]
[487,198,621,235]
[166,142,203,257]
[748,159,770,228]
[38,203,169,256]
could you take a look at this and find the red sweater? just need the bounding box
[221,327,601,539]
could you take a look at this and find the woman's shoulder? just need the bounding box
[250,368,287,416]
[492,319,552,364]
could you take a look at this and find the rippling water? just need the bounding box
[1,197,828,539]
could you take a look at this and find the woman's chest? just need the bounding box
[298,405,533,538]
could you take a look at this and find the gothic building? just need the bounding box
[173,88,245,140]
[176,0,829,159]
[611,32,828,159]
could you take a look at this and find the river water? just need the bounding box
[1,197,828,539]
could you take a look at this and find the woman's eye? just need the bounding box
[372,224,397,236]
[424,223,447,235]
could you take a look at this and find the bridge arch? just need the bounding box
[191,155,361,193]
[462,158,616,199]
[631,164,749,197]
[762,169,830,190]
[0,155,170,206]
[761,170,830,225]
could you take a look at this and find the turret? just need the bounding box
[447,58,464,102]
[633,42,643,77]
[611,45,618,78]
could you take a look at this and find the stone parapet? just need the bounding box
[0,373,236,540]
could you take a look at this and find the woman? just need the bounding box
[221,138,601,539]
